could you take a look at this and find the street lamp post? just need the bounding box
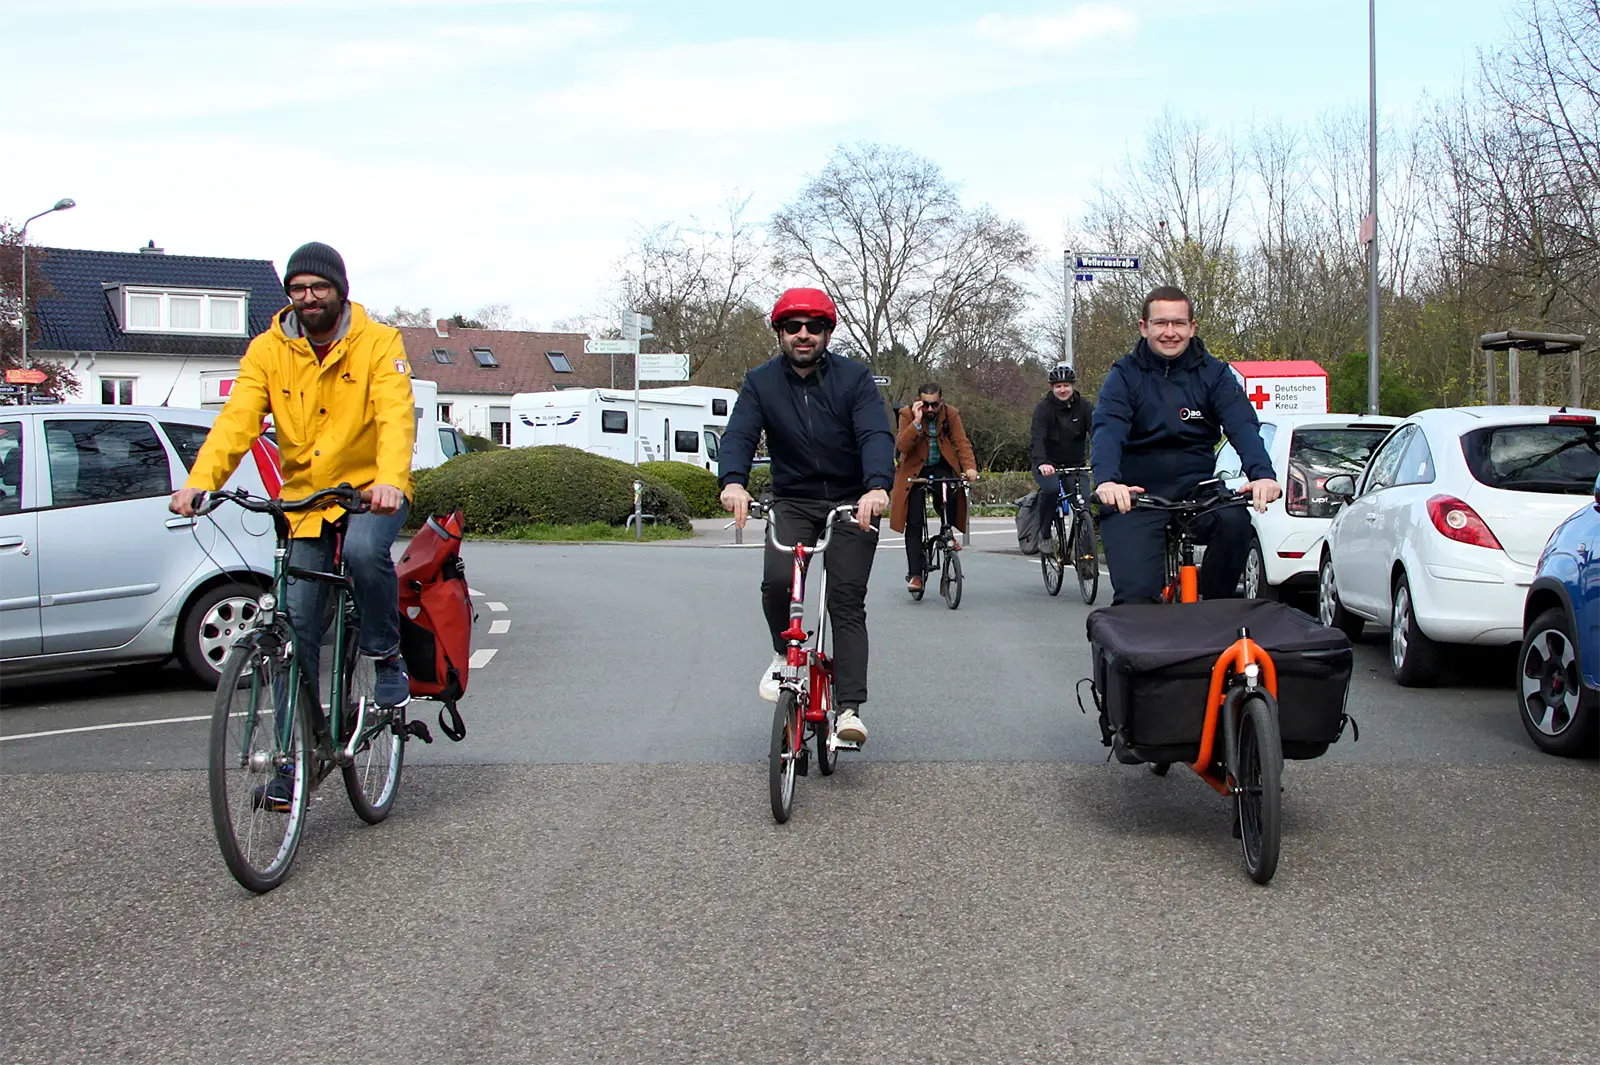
[1366,0,1380,416]
[17,197,76,404]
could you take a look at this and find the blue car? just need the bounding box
[1519,471,1600,756]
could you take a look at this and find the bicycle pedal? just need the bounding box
[404,719,434,744]
[829,738,861,752]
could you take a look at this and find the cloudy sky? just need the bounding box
[2,0,1516,327]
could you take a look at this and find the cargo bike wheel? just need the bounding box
[1231,691,1283,885]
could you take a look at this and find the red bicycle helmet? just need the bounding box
[770,287,838,327]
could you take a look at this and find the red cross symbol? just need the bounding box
[1248,385,1271,410]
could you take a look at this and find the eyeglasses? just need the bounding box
[1146,318,1192,329]
[778,317,831,336]
[287,282,335,299]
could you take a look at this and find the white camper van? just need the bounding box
[509,385,738,470]
[410,378,468,470]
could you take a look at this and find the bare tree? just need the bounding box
[369,305,436,327]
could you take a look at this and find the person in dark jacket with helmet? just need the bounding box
[719,287,894,748]
[1029,363,1094,546]
[1090,285,1281,604]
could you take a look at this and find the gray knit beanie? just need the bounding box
[283,242,348,300]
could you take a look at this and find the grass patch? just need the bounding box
[488,522,695,542]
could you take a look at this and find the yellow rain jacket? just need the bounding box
[186,301,416,537]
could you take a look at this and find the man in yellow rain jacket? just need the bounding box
[171,242,417,719]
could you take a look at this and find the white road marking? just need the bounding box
[469,588,484,596]
[1,714,211,743]
[487,601,507,612]
[469,648,498,669]
[489,619,510,634]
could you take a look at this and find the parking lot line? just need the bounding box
[1,714,211,743]
[469,648,498,669]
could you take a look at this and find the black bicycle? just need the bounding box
[907,475,969,610]
[1041,466,1099,604]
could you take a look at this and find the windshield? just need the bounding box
[1290,428,1393,478]
[1462,423,1600,494]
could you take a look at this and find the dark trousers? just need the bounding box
[761,498,879,708]
[905,460,955,577]
[1100,499,1250,604]
[1033,468,1090,539]
[285,502,409,682]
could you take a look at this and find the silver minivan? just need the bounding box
[0,405,277,687]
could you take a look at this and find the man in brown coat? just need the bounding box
[890,382,979,592]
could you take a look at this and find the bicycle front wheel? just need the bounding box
[341,651,405,824]
[1074,513,1099,605]
[1041,514,1066,596]
[208,641,310,894]
[942,547,963,609]
[1235,693,1283,885]
[769,690,802,823]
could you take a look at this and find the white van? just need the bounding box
[509,385,738,470]
[411,378,467,470]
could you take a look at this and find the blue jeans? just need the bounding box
[285,502,409,682]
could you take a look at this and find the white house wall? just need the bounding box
[436,391,513,439]
[51,353,241,408]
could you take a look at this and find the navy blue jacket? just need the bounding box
[718,349,896,501]
[1090,338,1275,496]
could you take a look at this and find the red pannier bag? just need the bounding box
[397,510,473,741]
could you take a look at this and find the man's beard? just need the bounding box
[297,298,343,336]
[784,345,822,368]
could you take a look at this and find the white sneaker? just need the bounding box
[758,653,786,702]
[836,709,867,746]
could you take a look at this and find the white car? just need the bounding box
[1316,406,1600,686]
[1215,412,1402,599]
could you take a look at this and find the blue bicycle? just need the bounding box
[1040,466,1099,604]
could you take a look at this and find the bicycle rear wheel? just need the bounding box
[942,547,963,609]
[340,649,405,824]
[1235,693,1283,885]
[209,641,310,894]
[1074,512,1099,604]
[769,690,802,823]
[1041,514,1066,595]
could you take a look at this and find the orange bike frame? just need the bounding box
[1190,637,1278,793]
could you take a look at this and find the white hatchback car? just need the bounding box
[0,405,280,687]
[1215,412,1402,599]
[1316,406,1600,686]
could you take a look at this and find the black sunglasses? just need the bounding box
[778,317,831,336]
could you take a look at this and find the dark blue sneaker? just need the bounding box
[373,653,411,709]
[251,767,296,812]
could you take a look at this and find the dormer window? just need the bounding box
[113,285,248,336]
[546,351,573,373]
[471,347,498,368]
[432,348,454,364]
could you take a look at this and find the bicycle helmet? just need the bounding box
[1048,364,1076,384]
[771,287,838,327]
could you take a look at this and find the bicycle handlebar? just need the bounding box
[906,476,973,486]
[1131,489,1251,515]
[194,484,373,518]
[749,500,859,554]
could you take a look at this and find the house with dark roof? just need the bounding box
[28,243,285,408]
[399,320,619,444]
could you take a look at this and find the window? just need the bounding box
[117,287,248,336]
[674,430,700,454]
[432,348,454,364]
[160,421,210,471]
[1462,422,1600,494]
[437,402,453,422]
[1394,429,1436,487]
[44,418,170,507]
[601,410,628,434]
[703,429,721,461]
[439,427,465,459]
[712,398,728,417]
[100,377,136,405]
[1360,426,1413,494]
[471,347,499,368]
[546,351,573,373]
[490,405,510,446]
[1214,423,1279,479]
[0,421,23,514]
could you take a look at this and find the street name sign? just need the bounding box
[1075,254,1140,271]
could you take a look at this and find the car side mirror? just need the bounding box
[1325,474,1357,500]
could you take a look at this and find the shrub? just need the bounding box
[462,433,500,453]
[645,461,723,518]
[969,470,1039,505]
[746,462,773,497]
[412,445,693,533]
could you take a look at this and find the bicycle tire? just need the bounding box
[770,690,801,823]
[1041,513,1066,596]
[942,547,963,609]
[208,641,310,894]
[1235,693,1283,885]
[340,648,405,824]
[911,541,929,600]
[1074,511,1099,604]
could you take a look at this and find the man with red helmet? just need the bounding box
[719,287,895,747]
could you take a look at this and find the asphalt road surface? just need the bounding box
[3,522,1596,1065]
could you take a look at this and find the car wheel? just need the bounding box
[1318,553,1363,639]
[1390,573,1443,687]
[1243,537,1277,601]
[178,581,263,688]
[1517,607,1599,757]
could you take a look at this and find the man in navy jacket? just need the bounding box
[719,288,894,747]
[1090,286,1281,604]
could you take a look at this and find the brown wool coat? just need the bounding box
[889,403,978,533]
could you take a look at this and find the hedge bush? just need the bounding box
[462,432,500,453]
[645,461,723,518]
[412,445,693,533]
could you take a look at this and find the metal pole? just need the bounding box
[1063,250,1075,369]
[18,238,28,407]
[1486,350,1497,405]
[1366,0,1380,416]
[1572,349,1584,408]
[1508,347,1521,405]
[633,352,642,539]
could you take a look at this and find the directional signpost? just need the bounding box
[1063,250,1142,369]
[638,353,690,381]
[583,338,638,355]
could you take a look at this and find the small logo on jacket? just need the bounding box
[1179,407,1207,423]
